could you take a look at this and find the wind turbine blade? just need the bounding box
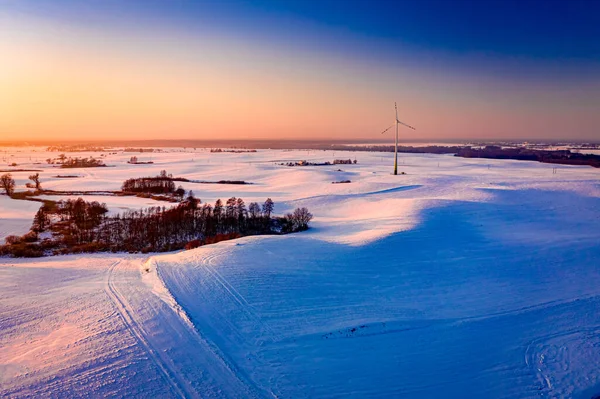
[396,119,416,130]
[380,124,395,134]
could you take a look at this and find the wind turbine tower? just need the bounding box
[381,102,416,175]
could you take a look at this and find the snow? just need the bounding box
[1,147,599,398]
[0,196,39,242]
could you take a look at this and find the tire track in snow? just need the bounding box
[524,325,600,397]
[105,260,194,399]
[193,250,287,397]
[202,251,284,343]
[150,257,269,398]
[153,253,277,398]
[287,184,423,204]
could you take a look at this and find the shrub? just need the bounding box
[5,235,20,245]
[39,240,60,250]
[8,190,37,200]
[71,242,109,253]
[277,216,294,234]
[285,207,313,232]
[204,232,241,245]
[8,243,44,257]
[21,231,38,243]
[185,239,202,250]
[140,246,154,254]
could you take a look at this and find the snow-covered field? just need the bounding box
[1,147,599,398]
[0,196,40,242]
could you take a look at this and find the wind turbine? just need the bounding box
[380,102,416,175]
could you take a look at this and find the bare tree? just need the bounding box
[288,207,313,231]
[33,206,50,232]
[262,198,274,218]
[248,202,261,219]
[213,199,223,225]
[0,173,15,196]
[29,173,41,190]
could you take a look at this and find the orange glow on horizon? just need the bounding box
[1,13,598,142]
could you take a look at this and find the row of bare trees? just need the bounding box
[121,176,177,194]
[45,154,106,167]
[60,156,105,168]
[1,173,41,196]
[121,171,190,196]
[33,195,311,253]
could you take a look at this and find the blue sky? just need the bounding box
[1,0,599,141]
[9,0,600,65]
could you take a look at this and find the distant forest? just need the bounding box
[3,139,599,168]
[455,146,600,168]
[2,138,599,150]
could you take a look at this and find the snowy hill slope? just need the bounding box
[155,188,600,398]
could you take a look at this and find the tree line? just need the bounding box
[45,155,106,168]
[1,173,41,196]
[121,176,177,194]
[2,195,312,256]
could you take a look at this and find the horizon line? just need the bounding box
[1,138,599,146]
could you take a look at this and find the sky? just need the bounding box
[1,0,599,142]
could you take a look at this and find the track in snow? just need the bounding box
[152,258,272,399]
[107,258,269,398]
[105,260,195,399]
